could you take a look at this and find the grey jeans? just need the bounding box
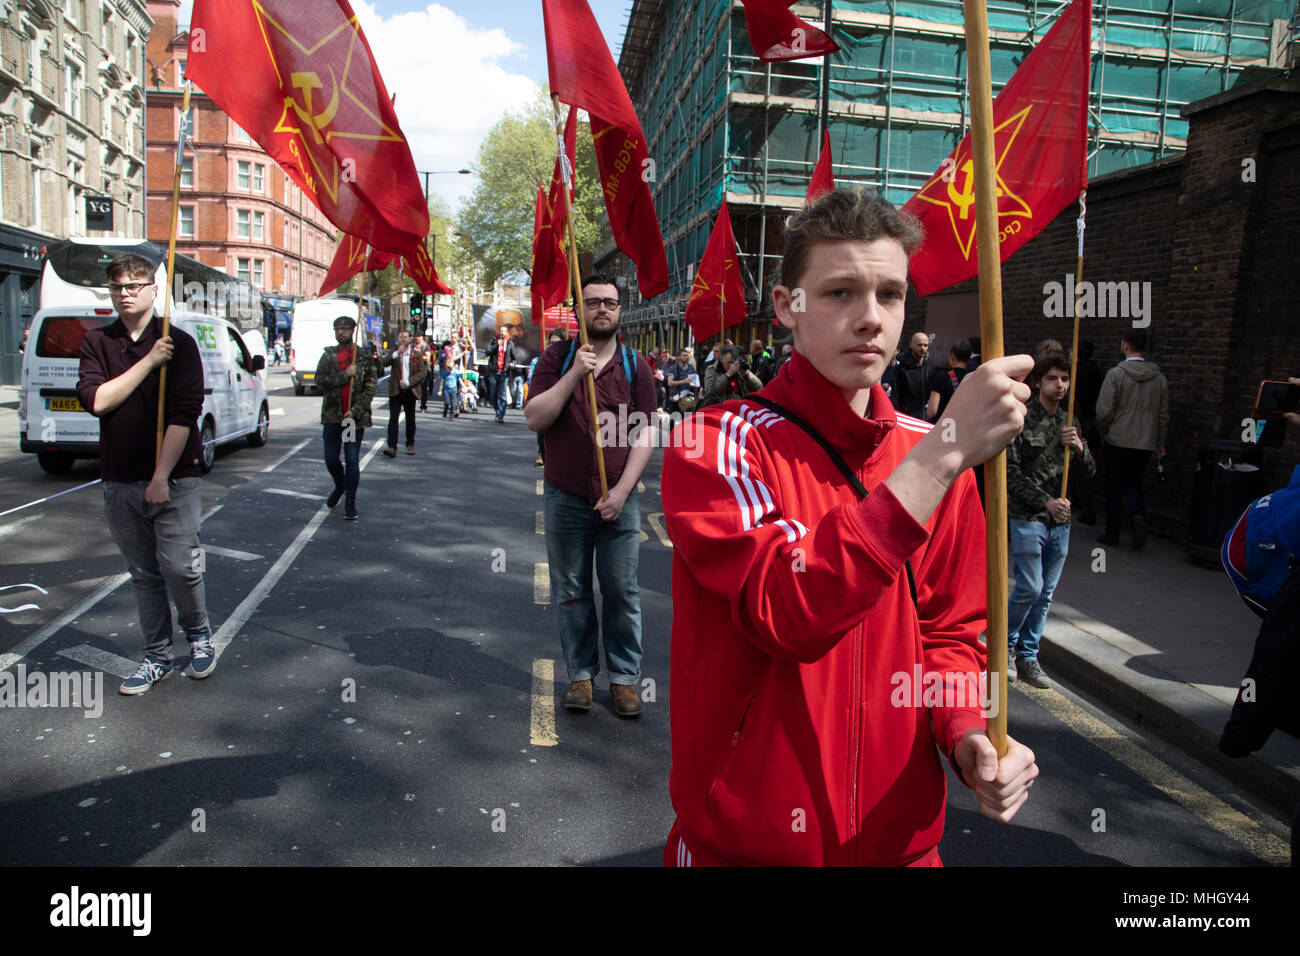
[103,477,209,664]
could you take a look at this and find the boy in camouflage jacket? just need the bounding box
[1005,348,1095,687]
[317,315,378,520]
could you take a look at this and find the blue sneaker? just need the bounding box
[120,659,173,696]
[189,635,217,679]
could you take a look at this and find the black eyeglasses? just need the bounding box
[108,282,151,295]
[583,297,620,311]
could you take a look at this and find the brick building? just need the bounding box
[143,0,335,308]
[905,77,1300,543]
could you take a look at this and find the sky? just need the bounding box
[175,1,632,212]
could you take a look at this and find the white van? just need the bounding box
[17,239,270,475]
[290,295,382,395]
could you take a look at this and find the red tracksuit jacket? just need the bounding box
[662,350,988,866]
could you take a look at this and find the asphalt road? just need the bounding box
[0,367,1291,866]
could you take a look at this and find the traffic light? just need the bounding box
[410,293,424,318]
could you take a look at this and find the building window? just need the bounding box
[66,61,82,118]
[252,260,264,288]
[180,154,194,187]
[236,160,250,190]
[252,211,264,241]
[237,257,251,283]
[236,208,250,239]
[178,59,187,83]
[179,205,194,237]
[253,163,264,193]
[233,123,252,144]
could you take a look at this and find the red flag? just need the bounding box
[319,235,452,297]
[188,0,428,253]
[901,0,1091,297]
[543,305,579,333]
[531,107,577,322]
[683,201,746,342]
[806,129,834,204]
[739,1,840,62]
[543,0,668,300]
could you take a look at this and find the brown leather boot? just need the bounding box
[563,680,593,712]
[611,683,642,718]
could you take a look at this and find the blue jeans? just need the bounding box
[1008,519,1071,662]
[491,370,510,419]
[103,477,209,665]
[544,482,643,684]
[510,373,525,407]
[323,423,364,505]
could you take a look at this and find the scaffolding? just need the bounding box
[605,0,1297,346]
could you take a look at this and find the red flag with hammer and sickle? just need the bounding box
[188,0,428,253]
[683,201,746,342]
[902,0,1090,297]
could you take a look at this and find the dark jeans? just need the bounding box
[1104,443,1152,539]
[103,477,209,665]
[544,482,643,684]
[388,388,417,447]
[323,423,365,505]
[491,370,510,420]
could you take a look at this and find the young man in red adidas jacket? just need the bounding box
[662,188,1039,866]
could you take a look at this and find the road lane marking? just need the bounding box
[202,544,265,562]
[58,643,137,679]
[0,572,129,673]
[262,487,325,501]
[261,437,312,473]
[0,512,44,542]
[536,480,544,495]
[271,407,286,417]
[535,512,544,535]
[534,563,550,605]
[0,479,102,520]
[639,529,648,542]
[201,505,223,523]
[647,512,673,548]
[530,658,559,747]
[637,481,645,493]
[1020,684,1290,866]
[213,438,386,658]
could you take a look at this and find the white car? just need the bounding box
[18,239,270,475]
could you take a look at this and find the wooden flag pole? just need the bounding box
[551,94,609,501]
[155,81,192,463]
[1061,190,1087,496]
[962,0,1010,757]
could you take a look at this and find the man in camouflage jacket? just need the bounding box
[1005,349,1095,688]
[317,315,378,520]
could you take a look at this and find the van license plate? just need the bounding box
[48,397,84,412]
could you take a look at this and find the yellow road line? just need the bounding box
[535,511,544,535]
[647,512,673,548]
[534,562,550,605]
[530,658,558,747]
[1019,684,1289,866]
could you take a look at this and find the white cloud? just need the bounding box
[177,1,540,213]
[351,2,540,212]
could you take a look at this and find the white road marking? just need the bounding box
[270,407,286,417]
[58,643,138,679]
[0,572,130,673]
[262,487,325,501]
[0,512,44,542]
[530,658,558,747]
[201,504,223,523]
[212,439,386,658]
[261,437,312,473]
[535,511,544,535]
[536,480,544,495]
[202,544,265,562]
[534,563,550,605]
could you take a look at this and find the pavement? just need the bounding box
[3,376,1297,820]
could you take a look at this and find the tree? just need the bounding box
[455,86,604,289]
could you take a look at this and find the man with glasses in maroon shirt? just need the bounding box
[525,275,656,718]
[77,254,212,695]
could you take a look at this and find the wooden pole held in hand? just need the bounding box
[962,0,1010,757]
[551,94,609,501]
[156,81,192,463]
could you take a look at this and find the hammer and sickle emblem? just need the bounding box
[688,271,709,304]
[945,159,1005,221]
[289,67,340,144]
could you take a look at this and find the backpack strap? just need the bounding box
[557,337,640,415]
[747,395,918,607]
